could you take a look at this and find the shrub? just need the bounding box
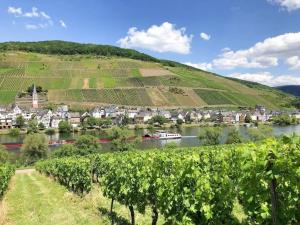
[9,128,20,137]
[58,120,72,133]
[45,128,55,135]
[21,133,49,165]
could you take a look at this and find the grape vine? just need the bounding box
[0,164,15,198]
[36,137,300,225]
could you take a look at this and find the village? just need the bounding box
[0,85,300,131]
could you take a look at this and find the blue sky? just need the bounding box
[1,0,300,86]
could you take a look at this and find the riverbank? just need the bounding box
[0,129,27,135]
[0,121,274,136]
[2,124,300,153]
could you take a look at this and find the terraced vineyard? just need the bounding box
[0,42,294,108]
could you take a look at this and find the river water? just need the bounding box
[2,124,300,153]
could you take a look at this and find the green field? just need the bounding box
[0,42,294,108]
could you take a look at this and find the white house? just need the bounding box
[203,112,211,120]
[51,116,63,128]
[105,106,118,118]
[13,105,22,115]
[190,111,202,122]
[158,110,171,120]
[127,109,139,119]
[22,112,33,121]
[292,112,300,119]
[91,107,106,118]
[135,111,153,123]
[171,112,185,123]
[37,110,53,129]
[56,105,69,119]
[68,112,81,128]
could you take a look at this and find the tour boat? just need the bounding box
[146,130,182,140]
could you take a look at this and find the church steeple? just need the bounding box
[32,84,38,109]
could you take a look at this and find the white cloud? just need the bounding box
[8,7,22,16]
[40,11,51,20]
[25,22,52,30]
[200,32,211,41]
[8,6,52,19]
[221,47,231,52]
[7,6,57,30]
[25,24,40,30]
[59,20,67,28]
[212,32,300,70]
[23,7,39,18]
[118,22,193,54]
[268,0,300,11]
[229,72,300,86]
[286,56,300,69]
[184,62,212,71]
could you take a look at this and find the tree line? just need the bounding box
[0,41,159,62]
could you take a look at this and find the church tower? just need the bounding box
[32,84,38,109]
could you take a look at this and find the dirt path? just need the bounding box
[82,78,89,89]
[0,199,8,225]
[15,169,35,174]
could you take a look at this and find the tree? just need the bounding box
[147,125,155,135]
[121,115,130,126]
[9,128,20,137]
[27,119,38,133]
[58,120,72,133]
[86,117,97,127]
[247,125,273,142]
[38,122,45,130]
[272,114,297,126]
[45,128,55,135]
[291,98,300,109]
[0,145,9,164]
[0,41,159,63]
[148,115,167,126]
[74,135,101,155]
[176,119,184,125]
[98,118,112,128]
[244,114,252,123]
[51,144,77,158]
[199,127,222,146]
[21,134,48,164]
[108,127,137,151]
[15,115,25,128]
[26,84,43,95]
[226,127,243,144]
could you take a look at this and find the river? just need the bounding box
[2,124,300,153]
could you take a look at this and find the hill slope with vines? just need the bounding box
[0,41,294,108]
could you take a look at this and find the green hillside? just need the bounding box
[0,41,294,108]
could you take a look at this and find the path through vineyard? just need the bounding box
[2,170,103,225]
[2,169,161,225]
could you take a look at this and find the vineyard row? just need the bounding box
[36,137,300,225]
